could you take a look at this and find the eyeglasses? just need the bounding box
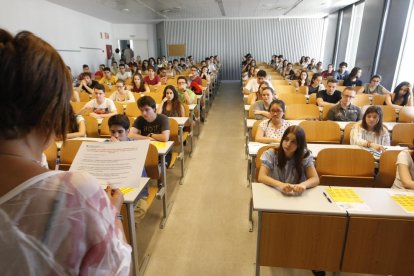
[178,82,186,84]
[270,109,283,113]
[116,86,124,88]
[342,94,355,99]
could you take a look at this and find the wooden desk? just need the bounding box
[341,187,414,275]
[252,183,347,275]
[170,117,189,182]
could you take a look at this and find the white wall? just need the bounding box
[112,24,157,58]
[0,0,156,76]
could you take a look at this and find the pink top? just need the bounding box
[0,171,131,275]
[144,75,160,85]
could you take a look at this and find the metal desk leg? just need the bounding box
[159,155,172,229]
[179,126,185,184]
[255,212,262,276]
[126,203,140,276]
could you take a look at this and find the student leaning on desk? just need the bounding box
[0,29,131,274]
[258,126,319,196]
[392,139,414,190]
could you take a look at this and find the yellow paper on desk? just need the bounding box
[391,196,414,212]
[151,141,167,149]
[326,188,364,203]
[120,187,136,195]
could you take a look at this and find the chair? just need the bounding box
[316,148,375,187]
[255,145,278,181]
[321,104,334,120]
[285,104,320,120]
[275,85,295,94]
[298,86,308,95]
[391,123,414,146]
[378,105,397,122]
[100,117,111,138]
[125,102,141,118]
[372,94,386,105]
[352,94,370,107]
[251,120,265,141]
[84,116,99,138]
[278,94,306,105]
[248,104,256,119]
[342,122,357,144]
[375,150,402,188]
[144,143,161,208]
[299,121,341,144]
[398,106,414,123]
[79,92,91,102]
[70,101,86,114]
[308,93,317,105]
[168,118,191,169]
[146,92,163,103]
[336,86,347,92]
[44,142,58,170]
[247,93,257,105]
[155,85,167,94]
[59,139,96,170]
[114,102,125,115]
[271,80,289,87]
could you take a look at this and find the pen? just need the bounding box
[323,192,332,203]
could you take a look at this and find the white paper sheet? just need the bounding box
[69,140,149,188]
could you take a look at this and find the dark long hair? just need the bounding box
[132,73,146,92]
[347,67,361,81]
[361,106,384,135]
[0,29,71,141]
[68,105,79,133]
[277,126,309,183]
[392,81,411,106]
[162,85,183,117]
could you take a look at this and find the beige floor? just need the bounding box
[136,82,378,276]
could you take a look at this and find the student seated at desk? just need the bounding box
[316,77,342,107]
[258,126,319,195]
[255,99,291,144]
[156,85,185,117]
[109,79,135,103]
[67,106,86,139]
[350,106,390,152]
[385,81,413,110]
[176,76,196,105]
[357,74,390,95]
[78,84,117,119]
[392,140,414,190]
[250,81,271,105]
[128,96,170,142]
[108,115,148,221]
[327,87,362,122]
[252,87,277,120]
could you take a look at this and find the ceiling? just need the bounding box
[47,0,360,24]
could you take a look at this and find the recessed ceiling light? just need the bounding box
[122,8,129,12]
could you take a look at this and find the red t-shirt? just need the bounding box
[144,75,160,85]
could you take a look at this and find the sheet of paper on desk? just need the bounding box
[151,141,167,149]
[69,140,149,188]
[387,190,414,213]
[326,188,372,211]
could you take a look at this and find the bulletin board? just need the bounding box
[168,44,186,56]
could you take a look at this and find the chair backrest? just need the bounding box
[100,117,111,138]
[299,121,341,143]
[391,123,414,146]
[183,104,190,117]
[247,93,257,105]
[285,104,320,120]
[70,101,86,114]
[378,105,397,122]
[155,85,167,94]
[308,93,317,105]
[79,92,91,102]
[298,86,308,95]
[271,80,289,87]
[375,150,402,188]
[255,145,278,181]
[321,104,334,120]
[342,122,357,144]
[114,102,125,115]
[145,143,160,180]
[278,94,306,105]
[248,104,256,119]
[352,94,370,107]
[44,142,58,170]
[60,140,96,170]
[146,91,163,103]
[398,106,414,123]
[336,86,347,92]
[168,118,179,146]
[275,85,296,94]
[316,148,375,187]
[372,94,386,105]
[251,120,265,141]
[125,102,141,117]
[84,116,99,138]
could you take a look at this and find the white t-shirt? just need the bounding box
[116,71,131,81]
[109,90,135,103]
[245,79,274,93]
[392,150,414,190]
[84,98,117,114]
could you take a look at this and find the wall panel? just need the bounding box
[165,18,325,80]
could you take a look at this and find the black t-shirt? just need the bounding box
[317,90,342,104]
[133,114,170,136]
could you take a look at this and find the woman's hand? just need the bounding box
[371,143,385,152]
[105,186,124,213]
[292,184,307,195]
[280,183,294,195]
